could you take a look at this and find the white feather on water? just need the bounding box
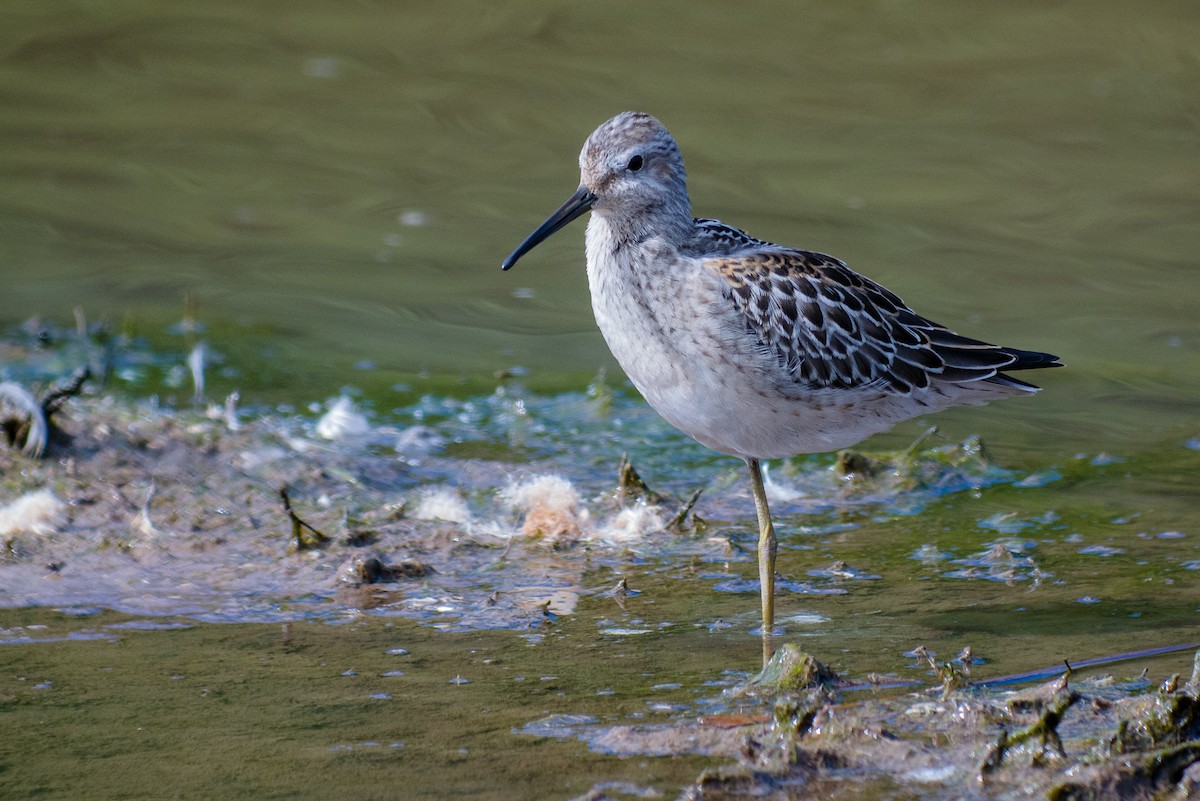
[0,489,67,537]
[316,396,370,441]
[412,488,472,524]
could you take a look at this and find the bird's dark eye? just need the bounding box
[626,155,644,172]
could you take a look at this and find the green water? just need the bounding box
[2,0,1199,798]
[0,609,725,799]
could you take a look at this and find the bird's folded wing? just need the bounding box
[704,249,1020,394]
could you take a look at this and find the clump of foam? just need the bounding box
[596,503,666,543]
[315,396,370,441]
[0,489,68,537]
[500,474,586,544]
[412,487,472,524]
[409,475,667,546]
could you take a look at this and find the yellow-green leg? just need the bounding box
[745,457,777,665]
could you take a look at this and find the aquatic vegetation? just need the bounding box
[620,658,1200,800]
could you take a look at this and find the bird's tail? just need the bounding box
[988,347,1063,391]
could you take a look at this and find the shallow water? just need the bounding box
[0,608,734,800]
[2,1,1199,798]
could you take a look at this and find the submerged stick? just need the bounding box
[41,366,91,417]
[615,454,666,505]
[840,643,1200,695]
[666,487,703,533]
[977,642,1200,688]
[279,486,330,551]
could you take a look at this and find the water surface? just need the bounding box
[2,1,1199,799]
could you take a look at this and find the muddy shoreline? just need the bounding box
[2,382,1199,799]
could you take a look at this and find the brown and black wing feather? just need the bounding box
[703,244,1061,395]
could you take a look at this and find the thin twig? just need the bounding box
[667,487,704,532]
[41,366,90,418]
[279,486,330,551]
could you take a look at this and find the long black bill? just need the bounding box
[501,186,596,271]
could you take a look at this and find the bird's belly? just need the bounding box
[630,363,888,460]
[593,289,890,460]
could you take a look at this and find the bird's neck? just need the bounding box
[591,202,694,250]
